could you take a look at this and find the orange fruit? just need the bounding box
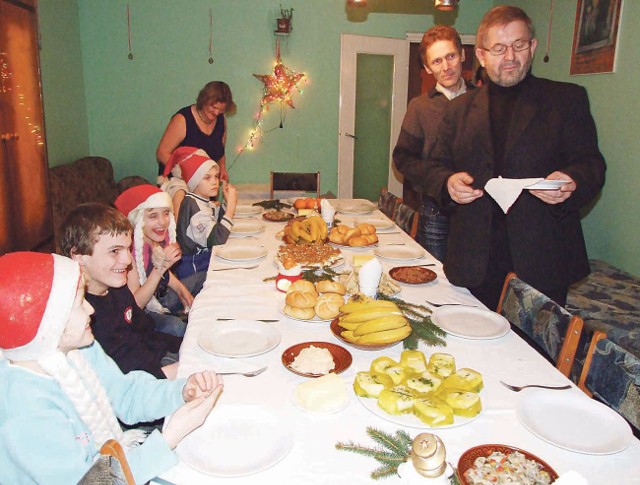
[294,198,306,209]
[304,198,316,209]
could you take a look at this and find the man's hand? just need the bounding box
[447,172,483,204]
[529,171,576,205]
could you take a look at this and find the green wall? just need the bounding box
[38,0,89,166]
[517,0,640,276]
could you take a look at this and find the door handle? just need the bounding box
[345,132,357,140]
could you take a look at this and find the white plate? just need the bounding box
[176,405,293,477]
[230,218,265,236]
[517,388,633,455]
[431,306,510,340]
[525,179,570,190]
[278,307,333,323]
[198,320,281,358]
[234,204,263,218]
[336,199,377,215]
[215,245,268,262]
[374,245,425,262]
[290,388,351,414]
[357,394,482,429]
[355,217,395,232]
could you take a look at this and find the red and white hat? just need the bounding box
[180,153,218,192]
[163,146,209,178]
[0,252,81,361]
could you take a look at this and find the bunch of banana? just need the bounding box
[337,300,412,345]
[283,215,328,244]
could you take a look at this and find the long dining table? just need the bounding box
[155,200,640,484]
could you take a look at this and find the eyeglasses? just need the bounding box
[481,39,531,56]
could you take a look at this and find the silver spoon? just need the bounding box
[425,300,478,308]
[217,367,267,377]
[500,380,572,392]
[211,264,259,271]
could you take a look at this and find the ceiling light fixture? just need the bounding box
[347,0,368,7]
[435,0,459,11]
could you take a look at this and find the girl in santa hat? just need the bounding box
[115,184,206,337]
[0,252,223,484]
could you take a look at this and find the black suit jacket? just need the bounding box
[423,75,606,290]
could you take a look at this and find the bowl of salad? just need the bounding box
[458,444,558,485]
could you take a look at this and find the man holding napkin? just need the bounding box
[421,5,606,309]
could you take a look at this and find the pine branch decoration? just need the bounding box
[377,294,447,349]
[335,427,412,480]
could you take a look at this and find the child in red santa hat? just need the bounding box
[159,146,210,218]
[115,184,206,337]
[175,151,237,278]
[0,251,223,484]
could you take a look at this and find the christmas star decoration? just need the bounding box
[253,61,305,108]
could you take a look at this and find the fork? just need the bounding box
[211,264,259,271]
[217,367,267,377]
[499,380,572,392]
[425,300,477,308]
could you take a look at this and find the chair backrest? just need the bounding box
[578,331,640,431]
[77,439,135,485]
[377,187,402,220]
[270,171,320,199]
[393,203,419,239]
[497,272,583,377]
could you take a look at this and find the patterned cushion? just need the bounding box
[585,338,640,431]
[394,203,417,238]
[377,188,401,219]
[567,259,640,380]
[500,276,573,363]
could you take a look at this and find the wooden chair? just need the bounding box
[497,272,583,378]
[393,203,419,239]
[269,171,320,199]
[377,187,402,220]
[578,331,640,432]
[78,439,135,485]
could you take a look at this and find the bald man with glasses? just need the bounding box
[421,5,606,309]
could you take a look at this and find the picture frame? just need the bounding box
[570,0,623,75]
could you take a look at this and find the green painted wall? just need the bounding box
[38,0,89,166]
[516,0,640,276]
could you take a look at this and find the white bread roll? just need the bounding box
[284,304,316,320]
[288,280,318,296]
[285,290,317,309]
[315,280,347,295]
[314,293,344,320]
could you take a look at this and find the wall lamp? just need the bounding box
[435,0,459,11]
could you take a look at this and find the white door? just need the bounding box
[338,34,408,200]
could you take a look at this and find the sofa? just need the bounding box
[48,156,149,251]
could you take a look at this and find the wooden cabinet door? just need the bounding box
[0,0,52,253]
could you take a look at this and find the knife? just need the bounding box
[217,318,279,323]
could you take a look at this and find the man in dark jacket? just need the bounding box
[421,6,606,309]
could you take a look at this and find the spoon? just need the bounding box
[217,367,267,377]
[425,300,478,308]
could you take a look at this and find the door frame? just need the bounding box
[338,34,409,199]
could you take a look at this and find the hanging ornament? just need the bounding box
[208,8,215,64]
[126,4,134,60]
[253,60,305,109]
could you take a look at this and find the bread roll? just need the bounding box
[288,280,318,296]
[284,304,316,320]
[336,224,349,235]
[357,223,376,235]
[329,227,344,244]
[348,236,369,247]
[343,227,361,244]
[314,293,344,320]
[315,280,347,295]
[286,290,317,308]
[364,234,378,245]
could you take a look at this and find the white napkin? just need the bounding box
[320,199,336,225]
[276,259,302,276]
[359,257,383,297]
[554,471,589,485]
[484,176,543,213]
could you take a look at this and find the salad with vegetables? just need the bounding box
[463,450,553,485]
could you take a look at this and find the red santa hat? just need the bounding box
[163,146,210,178]
[0,252,81,361]
[180,154,219,192]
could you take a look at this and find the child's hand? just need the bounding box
[152,243,181,273]
[163,383,223,449]
[222,182,238,207]
[182,371,223,402]
[163,243,182,265]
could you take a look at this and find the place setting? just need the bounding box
[229,218,266,237]
[374,243,426,262]
[198,319,282,358]
[213,240,268,263]
[233,204,263,218]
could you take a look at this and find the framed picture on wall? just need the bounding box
[570,0,623,75]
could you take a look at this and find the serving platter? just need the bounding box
[281,341,352,377]
[457,444,558,485]
[517,388,633,454]
[335,199,377,215]
[198,320,281,358]
[330,318,403,351]
[262,210,294,222]
[176,405,293,477]
[431,306,510,340]
[389,266,437,285]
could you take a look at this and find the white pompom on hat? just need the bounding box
[0,252,80,361]
[180,153,219,192]
[163,146,209,178]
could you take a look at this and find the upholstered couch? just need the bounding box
[48,156,149,251]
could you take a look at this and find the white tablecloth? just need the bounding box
[157,207,640,484]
